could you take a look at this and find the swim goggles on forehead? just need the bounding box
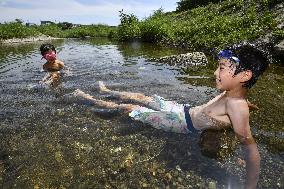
[218,49,240,64]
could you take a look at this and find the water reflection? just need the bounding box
[116,41,188,59]
[0,38,283,188]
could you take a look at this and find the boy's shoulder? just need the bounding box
[225,97,249,115]
[225,97,251,132]
[55,59,64,66]
[42,60,64,71]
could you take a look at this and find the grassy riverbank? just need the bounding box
[1,0,283,51]
[116,0,284,50]
[0,22,116,40]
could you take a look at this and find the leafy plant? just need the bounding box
[117,10,141,41]
[0,21,39,40]
[36,24,63,37]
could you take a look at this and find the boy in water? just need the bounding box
[40,43,64,72]
[40,43,65,87]
[72,44,269,189]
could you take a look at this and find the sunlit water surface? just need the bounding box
[0,38,283,188]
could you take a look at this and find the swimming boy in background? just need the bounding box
[71,44,269,189]
[40,43,64,87]
[40,43,64,72]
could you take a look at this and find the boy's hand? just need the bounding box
[237,158,246,167]
[247,100,259,110]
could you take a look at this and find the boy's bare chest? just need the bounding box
[203,98,231,124]
[205,103,226,116]
[44,62,61,71]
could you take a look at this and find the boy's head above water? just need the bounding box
[215,44,269,90]
[40,43,57,61]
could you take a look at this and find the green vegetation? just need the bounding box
[116,0,282,49]
[63,24,116,38]
[0,22,117,40]
[176,0,283,11]
[272,29,284,40]
[116,10,141,41]
[176,0,225,12]
[36,24,63,38]
[0,22,40,40]
[1,0,282,50]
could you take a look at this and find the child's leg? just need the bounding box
[98,81,180,111]
[72,89,189,134]
[73,89,139,113]
[99,81,153,105]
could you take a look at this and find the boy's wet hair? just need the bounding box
[40,43,56,56]
[229,43,269,88]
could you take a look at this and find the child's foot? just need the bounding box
[98,81,111,93]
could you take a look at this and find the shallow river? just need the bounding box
[0,38,283,188]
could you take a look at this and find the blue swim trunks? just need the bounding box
[129,95,191,134]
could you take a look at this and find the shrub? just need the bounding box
[117,10,141,41]
[0,21,116,40]
[63,25,116,38]
[36,24,63,37]
[139,9,172,42]
[0,22,39,39]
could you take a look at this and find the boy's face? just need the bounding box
[43,50,56,61]
[214,58,242,91]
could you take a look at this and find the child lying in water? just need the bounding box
[72,44,269,189]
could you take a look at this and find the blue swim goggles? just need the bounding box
[218,49,240,65]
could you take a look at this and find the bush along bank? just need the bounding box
[0,22,117,42]
[116,0,284,59]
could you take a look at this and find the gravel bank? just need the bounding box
[0,35,62,44]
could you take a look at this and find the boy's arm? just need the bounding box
[227,99,260,189]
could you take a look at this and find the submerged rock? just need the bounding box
[198,129,238,159]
